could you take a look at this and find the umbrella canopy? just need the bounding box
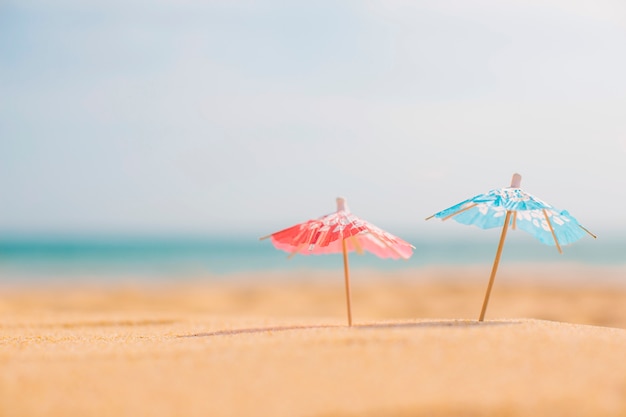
[427,173,595,321]
[427,174,593,251]
[262,197,414,325]
[266,197,413,260]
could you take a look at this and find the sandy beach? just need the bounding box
[2,265,626,416]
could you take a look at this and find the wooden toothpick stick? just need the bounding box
[479,210,512,322]
[342,239,353,327]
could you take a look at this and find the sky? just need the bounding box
[1,0,626,238]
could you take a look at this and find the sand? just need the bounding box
[2,265,626,416]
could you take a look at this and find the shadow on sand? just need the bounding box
[180,319,521,338]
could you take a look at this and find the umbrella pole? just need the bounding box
[342,238,353,327]
[479,210,512,322]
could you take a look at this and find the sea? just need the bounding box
[0,232,624,283]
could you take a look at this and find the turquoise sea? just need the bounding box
[0,232,623,283]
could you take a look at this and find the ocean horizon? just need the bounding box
[0,232,623,283]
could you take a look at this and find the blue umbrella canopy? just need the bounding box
[428,174,595,250]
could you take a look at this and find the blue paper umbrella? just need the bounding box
[427,173,596,321]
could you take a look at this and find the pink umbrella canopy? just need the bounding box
[261,197,414,326]
[266,197,414,260]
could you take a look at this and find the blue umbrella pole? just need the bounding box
[342,238,353,326]
[479,210,513,321]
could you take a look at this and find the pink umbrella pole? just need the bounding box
[341,238,353,326]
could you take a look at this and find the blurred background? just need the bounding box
[1,0,625,281]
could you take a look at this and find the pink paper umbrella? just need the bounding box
[261,197,414,326]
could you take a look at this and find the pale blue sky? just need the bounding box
[1,0,625,237]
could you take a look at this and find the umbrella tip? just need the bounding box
[510,173,522,188]
[336,196,348,212]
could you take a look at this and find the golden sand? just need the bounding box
[1,265,626,416]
